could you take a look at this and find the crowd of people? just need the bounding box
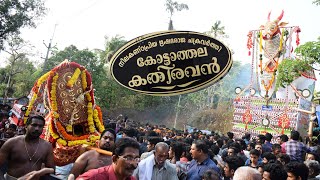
[0,105,320,180]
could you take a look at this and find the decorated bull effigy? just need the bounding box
[24,60,105,166]
[232,10,317,140]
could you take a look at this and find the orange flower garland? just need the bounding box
[67,68,81,88]
[55,120,89,141]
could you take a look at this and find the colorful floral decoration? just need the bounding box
[242,107,252,130]
[278,112,290,134]
[23,60,105,166]
[23,71,52,124]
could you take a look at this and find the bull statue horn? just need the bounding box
[267,11,271,21]
[277,10,284,22]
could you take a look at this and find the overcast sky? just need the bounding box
[3,0,320,90]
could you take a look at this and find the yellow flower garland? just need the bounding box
[37,71,52,87]
[81,70,87,90]
[23,93,38,123]
[24,71,52,123]
[57,138,67,146]
[87,102,95,133]
[50,74,59,119]
[94,109,105,133]
[56,134,100,147]
[66,124,73,132]
[89,134,100,142]
[67,68,81,88]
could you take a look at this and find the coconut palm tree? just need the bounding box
[207,20,226,39]
[165,0,189,30]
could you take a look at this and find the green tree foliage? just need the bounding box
[100,35,127,64]
[0,0,47,50]
[276,38,320,89]
[276,59,312,88]
[0,54,38,98]
[184,61,248,109]
[0,35,38,99]
[295,39,320,67]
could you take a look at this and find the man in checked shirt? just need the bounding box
[285,130,311,162]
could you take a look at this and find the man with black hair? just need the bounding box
[140,136,163,160]
[245,149,262,168]
[264,133,273,149]
[3,124,17,138]
[304,160,320,180]
[242,132,251,145]
[77,137,140,179]
[227,132,234,140]
[262,163,287,180]
[255,142,263,155]
[262,152,276,164]
[187,140,220,180]
[257,134,271,153]
[223,156,244,179]
[277,153,291,166]
[286,130,311,162]
[227,146,240,157]
[123,127,137,138]
[202,169,220,180]
[279,134,289,153]
[69,128,116,178]
[285,162,309,180]
[0,115,55,179]
[271,144,281,156]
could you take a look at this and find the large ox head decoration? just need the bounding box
[260,10,288,40]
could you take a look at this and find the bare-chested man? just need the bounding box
[0,115,55,179]
[69,128,116,178]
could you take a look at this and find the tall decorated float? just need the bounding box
[232,11,317,140]
[23,60,105,166]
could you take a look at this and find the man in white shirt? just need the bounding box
[134,142,178,180]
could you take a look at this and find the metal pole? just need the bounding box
[174,95,181,129]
